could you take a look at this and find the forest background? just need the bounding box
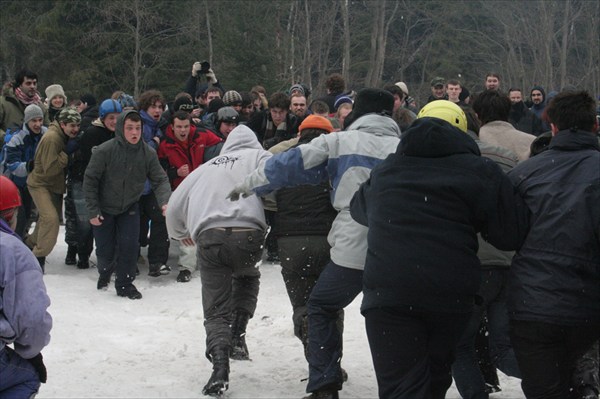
[1,0,598,106]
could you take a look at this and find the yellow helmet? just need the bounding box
[417,100,468,133]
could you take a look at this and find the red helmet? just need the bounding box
[0,176,22,211]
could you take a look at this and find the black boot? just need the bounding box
[36,257,46,273]
[230,309,251,360]
[303,386,340,399]
[65,245,77,265]
[202,348,230,396]
[77,256,90,269]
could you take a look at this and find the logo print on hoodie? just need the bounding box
[210,155,241,169]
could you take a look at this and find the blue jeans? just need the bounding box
[306,261,363,393]
[92,204,140,293]
[452,269,521,399]
[0,346,40,398]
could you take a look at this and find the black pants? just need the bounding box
[64,180,93,259]
[14,184,33,239]
[510,319,600,399]
[364,307,470,399]
[138,192,169,265]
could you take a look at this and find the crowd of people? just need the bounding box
[0,63,599,399]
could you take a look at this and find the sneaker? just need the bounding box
[148,263,171,277]
[176,269,192,283]
[485,383,502,393]
[97,274,110,290]
[117,285,142,300]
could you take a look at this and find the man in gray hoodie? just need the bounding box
[84,110,171,300]
[166,124,272,397]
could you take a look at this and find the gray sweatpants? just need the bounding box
[196,227,264,358]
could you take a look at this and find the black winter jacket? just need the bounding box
[350,118,529,314]
[507,129,600,325]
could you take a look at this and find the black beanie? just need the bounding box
[173,96,194,112]
[343,88,394,129]
[206,98,225,115]
[80,93,97,107]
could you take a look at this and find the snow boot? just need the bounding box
[117,284,142,300]
[65,245,77,265]
[230,309,251,360]
[202,348,230,396]
[303,386,340,399]
[77,256,90,269]
[97,273,110,290]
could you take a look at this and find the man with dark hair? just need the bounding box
[158,110,222,283]
[446,79,463,104]
[84,110,171,299]
[507,90,600,399]
[246,92,299,150]
[315,73,346,113]
[473,90,534,161]
[310,100,330,117]
[137,90,171,277]
[0,68,49,145]
[384,85,406,113]
[290,93,309,120]
[228,88,402,399]
[485,73,501,91]
[508,88,544,136]
[0,176,52,398]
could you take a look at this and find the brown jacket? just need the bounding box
[27,121,68,194]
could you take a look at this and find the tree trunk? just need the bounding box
[341,0,350,83]
[133,0,141,98]
[205,0,213,65]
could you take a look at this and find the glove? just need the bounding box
[192,61,202,77]
[227,182,254,201]
[26,159,34,173]
[65,138,78,155]
[28,352,47,383]
[205,68,218,84]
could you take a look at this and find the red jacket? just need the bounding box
[158,124,222,189]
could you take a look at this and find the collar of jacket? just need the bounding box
[549,129,600,152]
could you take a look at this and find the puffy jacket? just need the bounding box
[3,123,47,187]
[69,119,114,182]
[157,124,222,190]
[0,87,49,146]
[83,110,171,217]
[241,113,401,270]
[507,129,600,325]
[350,118,529,314]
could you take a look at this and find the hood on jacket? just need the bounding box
[399,118,480,158]
[530,85,546,106]
[115,109,144,149]
[220,125,263,153]
[346,113,401,138]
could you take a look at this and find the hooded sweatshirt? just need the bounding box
[529,85,546,120]
[166,125,271,241]
[83,110,171,217]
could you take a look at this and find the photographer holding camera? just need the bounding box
[184,61,225,118]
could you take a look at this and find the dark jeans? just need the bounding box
[92,204,140,293]
[0,346,40,398]
[365,307,471,399]
[14,184,33,240]
[278,235,331,345]
[452,269,520,398]
[510,319,600,399]
[197,228,264,357]
[65,180,93,258]
[306,261,362,393]
[139,192,169,265]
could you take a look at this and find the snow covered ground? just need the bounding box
[36,226,524,398]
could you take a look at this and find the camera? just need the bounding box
[199,61,210,75]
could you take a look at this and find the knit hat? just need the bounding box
[299,115,334,133]
[23,104,44,124]
[116,92,137,109]
[206,98,225,115]
[333,95,353,111]
[45,84,67,103]
[80,93,97,107]
[289,84,305,96]
[222,90,242,106]
[58,107,82,124]
[395,82,409,96]
[173,96,194,112]
[430,77,445,87]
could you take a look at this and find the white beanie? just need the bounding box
[24,104,44,124]
[45,84,67,103]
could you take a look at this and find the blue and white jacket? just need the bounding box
[242,113,401,270]
[3,123,47,187]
